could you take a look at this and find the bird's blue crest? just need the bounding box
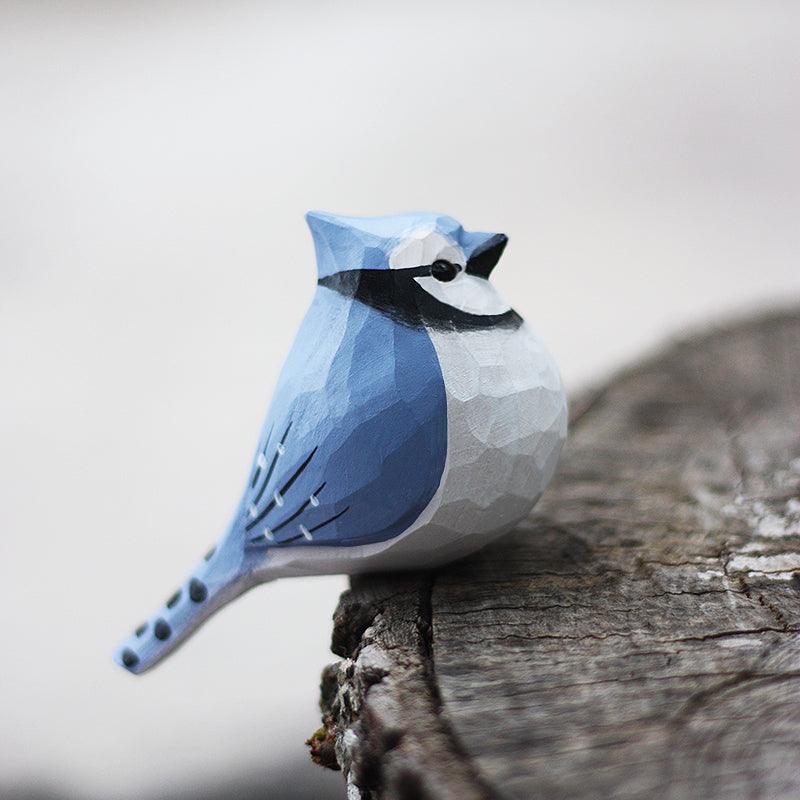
[306,210,504,279]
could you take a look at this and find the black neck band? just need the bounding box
[318,269,522,332]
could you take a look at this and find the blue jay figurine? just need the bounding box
[115,211,567,673]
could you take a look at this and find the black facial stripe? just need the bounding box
[318,269,522,332]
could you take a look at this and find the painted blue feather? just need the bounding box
[237,284,447,548]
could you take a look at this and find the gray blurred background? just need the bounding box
[1,1,799,798]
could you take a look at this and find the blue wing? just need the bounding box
[235,286,447,548]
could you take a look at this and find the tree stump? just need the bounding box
[309,309,800,800]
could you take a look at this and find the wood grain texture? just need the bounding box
[310,310,800,800]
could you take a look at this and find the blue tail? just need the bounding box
[113,541,260,674]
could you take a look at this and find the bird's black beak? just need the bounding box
[466,234,508,278]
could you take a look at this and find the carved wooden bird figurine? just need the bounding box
[114,211,567,673]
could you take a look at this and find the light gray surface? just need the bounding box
[1,2,799,797]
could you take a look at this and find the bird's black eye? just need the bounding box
[430,260,460,282]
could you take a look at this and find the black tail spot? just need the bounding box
[189,578,208,603]
[154,618,171,641]
[165,589,182,609]
[204,545,216,562]
[135,622,148,637]
[121,649,139,669]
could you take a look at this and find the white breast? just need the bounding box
[364,322,567,569]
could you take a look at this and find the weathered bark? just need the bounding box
[310,309,800,800]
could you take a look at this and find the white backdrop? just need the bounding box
[2,2,799,798]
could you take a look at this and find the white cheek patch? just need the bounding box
[414,273,511,316]
[389,228,465,269]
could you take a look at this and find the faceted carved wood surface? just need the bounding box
[311,309,800,800]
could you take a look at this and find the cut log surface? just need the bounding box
[310,310,800,800]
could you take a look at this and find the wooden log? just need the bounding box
[308,309,800,800]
